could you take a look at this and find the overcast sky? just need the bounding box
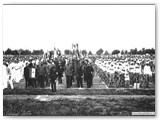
[3,5,155,54]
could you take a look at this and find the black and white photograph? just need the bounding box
[2,4,155,116]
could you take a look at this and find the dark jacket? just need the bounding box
[50,65,57,80]
[85,65,94,77]
[76,65,83,77]
[24,66,29,78]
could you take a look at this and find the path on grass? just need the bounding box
[3,95,155,101]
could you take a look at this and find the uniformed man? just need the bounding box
[76,61,83,88]
[85,60,94,88]
[6,63,14,89]
[129,61,136,86]
[124,68,130,88]
[43,61,50,87]
[71,58,77,83]
[50,62,57,92]
[57,59,63,84]
[64,61,73,88]
[3,62,8,89]
[14,60,22,83]
[38,62,45,88]
[143,62,152,88]
[24,62,29,88]
[108,62,115,87]
[83,60,88,83]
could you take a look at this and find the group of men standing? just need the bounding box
[23,57,66,92]
[23,57,94,92]
[65,58,94,89]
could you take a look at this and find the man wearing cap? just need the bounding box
[85,60,94,88]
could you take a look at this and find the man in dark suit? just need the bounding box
[76,61,83,88]
[24,63,29,88]
[50,62,57,92]
[82,60,88,83]
[57,60,63,84]
[85,60,94,88]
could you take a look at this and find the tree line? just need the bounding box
[63,48,155,56]
[96,48,155,55]
[65,48,155,56]
[3,48,44,55]
[3,47,155,56]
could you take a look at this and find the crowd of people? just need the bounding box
[3,55,95,92]
[95,54,155,88]
[3,52,155,91]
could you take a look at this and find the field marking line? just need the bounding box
[101,81,108,89]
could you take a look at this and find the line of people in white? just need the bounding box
[3,60,26,89]
[95,55,155,87]
[3,57,41,89]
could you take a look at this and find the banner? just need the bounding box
[29,68,36,79]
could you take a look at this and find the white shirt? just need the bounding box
[144,65,152,75]
[129,65,135,73]
[135,64,141,74]
[108,65,115,74]
[125,71,130,81]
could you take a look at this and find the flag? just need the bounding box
[76,44,78,50]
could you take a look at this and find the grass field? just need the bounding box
[3,96,155,116]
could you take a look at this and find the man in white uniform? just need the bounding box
[3,64,8,89]
[3,62,14,89]
[124,63,130,87]
[129,61,136,86]
[143,62,152,88]
[108,63,115,87]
